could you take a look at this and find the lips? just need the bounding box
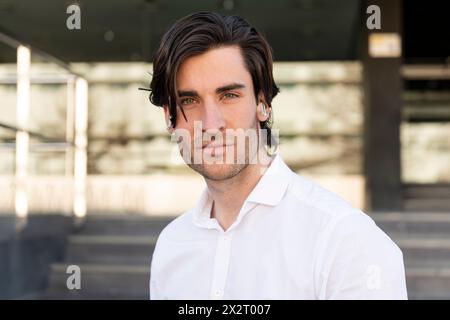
[200,143,234,157]
[202,143,234,150]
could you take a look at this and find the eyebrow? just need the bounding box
[177,82,246,98]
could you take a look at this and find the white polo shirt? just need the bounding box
[149,154,408,300]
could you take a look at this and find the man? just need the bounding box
[147,11,407,299]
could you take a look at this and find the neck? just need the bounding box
[205,148,274,231]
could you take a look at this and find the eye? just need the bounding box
[180,97,195,105]
[222,92,239,100]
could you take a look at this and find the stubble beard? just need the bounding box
[188,149,251,181]
[184,124,261,182]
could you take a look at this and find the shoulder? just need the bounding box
[312,207,406,299]
[150,209,195,274]
[322,210,402,257]
[155,209,195,245]
[286,173,361,221]
[283,172,402,256]
[279,172,368,235]
[284,175,407,298]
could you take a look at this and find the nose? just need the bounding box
[201,99,226,132]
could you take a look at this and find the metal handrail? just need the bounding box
[0,27,82,78]
[0,121,73,144]
[0,27,88,221]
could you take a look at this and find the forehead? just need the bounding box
[176,45,253,92]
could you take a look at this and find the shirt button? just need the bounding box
[214,289,222,297]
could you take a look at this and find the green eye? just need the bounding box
[223,92,238,99]
[181,98,195,105]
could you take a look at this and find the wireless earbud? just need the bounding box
[260,102,268,117]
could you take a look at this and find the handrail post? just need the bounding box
[15,45,30,224]
[73,77,88,221]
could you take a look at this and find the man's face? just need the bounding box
[165,45,264,181]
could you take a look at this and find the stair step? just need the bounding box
[0,215,18,240]
[65,235,158,265]
[76,215,174,236]
[45,263,150,300]
[404,184,450,199]
[408,291,450,300]
[42,215,172,299]
[405,259,450,269]
[406,266,450,300]
[405,199,450,211]
[372,212,450,234]
[387,234,450,262]
[396,237,450,248]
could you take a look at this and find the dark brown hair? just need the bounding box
[147,11,280,147]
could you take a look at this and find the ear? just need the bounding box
[256,95,270,122]
[162,105,173,131]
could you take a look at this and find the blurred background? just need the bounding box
[0,0,449,299]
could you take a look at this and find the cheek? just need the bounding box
[225,101,257,128]
[171,122,195,147]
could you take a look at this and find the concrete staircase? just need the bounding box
[43,215,174,300]
[41,212,450,299]
[372,212,450,299]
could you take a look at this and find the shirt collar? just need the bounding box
[191,153,293,229]
[191,187,215,228]
[245,153,293,206]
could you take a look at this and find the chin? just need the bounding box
[188,162,248,181]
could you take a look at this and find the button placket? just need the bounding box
[210,232,233,299]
